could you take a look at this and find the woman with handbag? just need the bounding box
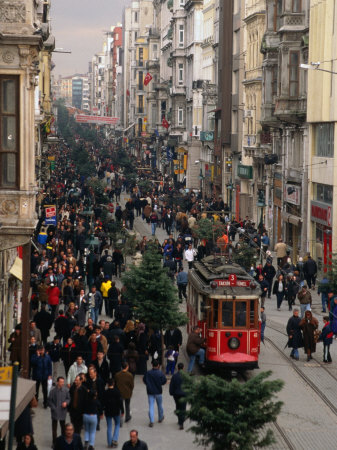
[300,310,319,361]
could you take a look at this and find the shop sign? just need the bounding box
[285,184,301,206]
[45,205,57,226]
[214,277,250,287]
[237,164,253,179]
[311,200,332,227]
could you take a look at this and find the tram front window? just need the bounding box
[212,299,218,327]
[222,301,233,327]
[235,301,247,327]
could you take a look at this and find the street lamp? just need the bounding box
[195,160,205,205]
[300,63,337,75]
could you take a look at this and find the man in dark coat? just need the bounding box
[263,260,276,298]
[108,335,124,377]
[258,275,269,307]
[54,422,83,450]
[164,327,182,353]
[303,255,318,289]
[31,345,52,408]
[34,302,53,344]
[54,310,71,343]
[286,308,303,360]
[169,362,186,430]
[122,430,148,450]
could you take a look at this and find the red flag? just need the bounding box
[144,72,153,86]
[126,89,130,96]
[162,117,170,129]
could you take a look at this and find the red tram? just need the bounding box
[187,256,262,370]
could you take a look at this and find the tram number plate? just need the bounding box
[214,278,250,287]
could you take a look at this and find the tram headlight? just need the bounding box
[228,337,240,350]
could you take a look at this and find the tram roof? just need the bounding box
[189,255,262,297]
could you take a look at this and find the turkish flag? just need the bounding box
[162,117,170,129]
[126,89,130,96]
[144,72,153,86]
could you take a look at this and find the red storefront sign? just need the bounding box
[310,200,332,227]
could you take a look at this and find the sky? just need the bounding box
[51,0,129,78]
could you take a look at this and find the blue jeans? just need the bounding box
[187,348,205,373]
[83,414,97,446]
[300,303,310,318]
[151,222,157,235]
[148,394,164,424]
[166,360,176,375]
[106,415,120,445]
[322,293,329,312]
[290,348,299,359]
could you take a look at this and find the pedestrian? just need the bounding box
[47,282,60,321]
[54,423,84,450]
[48,376,70,447]
[68,376,86,435]
[82,376,103,450]
[150,210,158,236]
[107,335,124,377]
[31,345,52,408]
[61,337,77,375]
[135,323,149,375]
[299,310,318,361]
[123,342,139,377]
[286,275,300,311]
[88,285,102,325]
[258,275,269,308]
[164,327,182,355]
[16,434,38,450]
[262,260,276,298]
[272,274,287,311]
[34,303,53,345]
[54,310,71,344]
[84,366,105,432]
[176,267,188,302]
[8,325,22,366]
[66,355,88,388]
[115,362,134,424]
[318,316,333,363]
[260,306,266,343]
[93,351,110,384]
[46,336,62,383]
[186,326,206,373]
[286,308,303,361]
[303,254,317,290]
[330,296,337,336]
[75,289,89,327]
[143,359,167,427]
[169,362,187,430]
[121,430,148,450]
[274,239,287,268]
[165,346,178,375]
[297,284,312,318]
[184,243,196,270]
[87,332,103,365]
[103,378,124,448]
[318,276,330,313]
[100,276,112,317]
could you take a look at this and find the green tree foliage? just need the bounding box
[183,371,284,450]
[232,241,258,271]
[327,253,337,293]
[192,218,227,241]
[122,243,187,365]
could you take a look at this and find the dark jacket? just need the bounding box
[143,368,167,395]
[93,358,110,383]
[103,387,124,417]
[45,342,61,362]
[263,263,276,281]
[303,258,317,276]
[272,280,287,295]
[55,315,71,339]
[164,328,182,351]
[34,309,53,340]
[169,371,185,397]
[107,341,124,374]
[16,443,38,450]
[69,384,86,418]
[186,332,205,356]
[300,312,318,353]
[319,322,333,345]
[31,353,52,381]
[54,433,84,450]
[258,279,269,298]
[122,439,148,450]
[115,370,134,399]
[286,315,304,349]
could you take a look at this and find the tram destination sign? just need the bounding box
[214,276,251,288]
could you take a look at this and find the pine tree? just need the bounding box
[122,243,187,366]
[232,241,258,271]
[183,371,284,450]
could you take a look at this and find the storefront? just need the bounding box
[310,200,333,272]
[282,183,302,262]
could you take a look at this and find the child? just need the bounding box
[165,345,179,375]
[260,306,266,344]
[319,316,333,363]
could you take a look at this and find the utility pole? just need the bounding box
[21,242,31,379]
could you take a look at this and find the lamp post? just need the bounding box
[257,190,266,263]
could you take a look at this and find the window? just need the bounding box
[292,0,301,12]
[221,302,233,327]
[179,0,185,6]
[212,299,219,328]
[178,63,184,85]
[314,183,333,204]
[161,101,166,120]
[289,51,299,97]
[138,71,143,90]
[179,25,184,47]
[272,66,278,97]
[138,95,144,113]
[0,76,19,188]
[178,107,184,126]
[235,301,247,327]
[134,11,138,23]
[152,44,158,60]
[138,48,143,66]
[314,123,334,157]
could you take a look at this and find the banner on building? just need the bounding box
[45,205,57,226]
[75,114,119,125]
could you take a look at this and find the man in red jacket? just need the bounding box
[47,283,60,321]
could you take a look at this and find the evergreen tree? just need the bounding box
[183,371,284,450]
[232,241,258,271]
[122,243,187,366]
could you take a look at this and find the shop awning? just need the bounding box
[281,212,302,226]
[0,378,36,439]
[9,257,22,281]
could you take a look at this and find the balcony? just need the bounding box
[274,97,306,124]
[280,13,306,30]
